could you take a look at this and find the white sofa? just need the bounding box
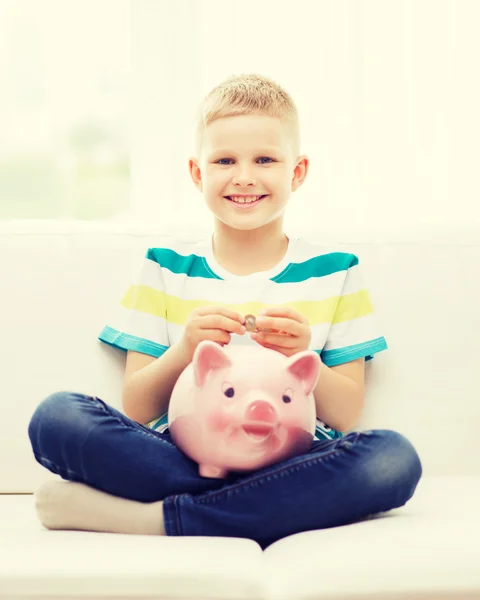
[1,222,479,600]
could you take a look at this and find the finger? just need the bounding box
[201,330,231,346]
[252,332,298,348]
[256,316,302,336]
[201,315,246,335]
[260,307,307,324]
[195,306,245,324]
[252,339,297,357]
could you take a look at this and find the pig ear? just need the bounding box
[193,340,232,387]
[285,351,321,395]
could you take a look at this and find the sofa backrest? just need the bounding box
[2,224,479,491]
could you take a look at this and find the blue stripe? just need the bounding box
[98,326,169,358]
[147,248,222,279]
[317,336,388,367]
[315,427,343,441]
[272,252,358,283]
[147,247,358,283]
[149,413,169,431]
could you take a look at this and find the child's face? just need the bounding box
[189,114,308,231]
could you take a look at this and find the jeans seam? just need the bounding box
[175,497,183,535]
[34,452,85,482]
[164,496,183,536]
[193,435,360,506]
[71,396,174,479]
[90,396,174,446]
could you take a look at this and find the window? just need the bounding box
[0,0,130,221]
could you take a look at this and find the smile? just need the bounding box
[241,422,275,442]
[225,195,268,208]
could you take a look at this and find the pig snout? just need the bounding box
[245,400,278,424]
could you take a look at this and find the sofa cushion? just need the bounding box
[3,226,480,493]
[1,476,479,599]
[0,491,264,599]
[264,475,480,600]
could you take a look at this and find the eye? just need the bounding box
[282,388,294,403]
[282,395,291,403]
[216,157,274,165]
[222,382,235,398]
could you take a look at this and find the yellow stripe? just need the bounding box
[121,285,373,326]
[334,289,373,323]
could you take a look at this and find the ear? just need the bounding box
[285,351,321,395]
[188,157,203,192]
[193,341,232,387]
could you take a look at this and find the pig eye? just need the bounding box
[282,395,291,403]
[283,388,294,403]
[222,382,235,398]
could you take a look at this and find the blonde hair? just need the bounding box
[194,73,300,160]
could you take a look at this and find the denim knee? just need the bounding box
[28,391,92,450]
[359,429,423,507]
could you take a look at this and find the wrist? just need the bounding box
[172,339,193,370]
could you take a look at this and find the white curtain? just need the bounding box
[130,0,480,233]
[1,0,478,232]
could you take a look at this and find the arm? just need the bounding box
[313,357,365,433]
[122,343,191,425]
[122,307,246,425]
[251,308,366,433]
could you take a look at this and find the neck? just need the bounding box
[212,220,289,274]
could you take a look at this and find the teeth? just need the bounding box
[229,196,260,204]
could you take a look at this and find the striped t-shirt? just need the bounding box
[98,234,388,441]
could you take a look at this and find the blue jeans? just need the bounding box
[28,391,423,549]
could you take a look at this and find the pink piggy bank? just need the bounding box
[168,340,321,478]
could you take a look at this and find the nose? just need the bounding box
[233,169,256,187]
[245,400,277,424]
[233,179,256,188]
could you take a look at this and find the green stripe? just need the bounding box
[98,326,169,358]
[318,337,388,367]
[148,248,358,283]
[148,413,169,431]
[272,252,358,283]
[148,248,221,279]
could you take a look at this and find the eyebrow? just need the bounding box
[209,147,281,155]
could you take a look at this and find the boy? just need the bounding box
[29,74,422,548]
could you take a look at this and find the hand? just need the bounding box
[250,307,311,357]
[178,306,246,362]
